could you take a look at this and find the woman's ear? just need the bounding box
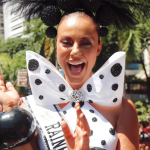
[97,41,102,56]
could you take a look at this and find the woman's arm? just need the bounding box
[116,97,139,150]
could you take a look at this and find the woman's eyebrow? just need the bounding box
[60,35,70,39]
[80,36,94,40]
[59,35,94,40]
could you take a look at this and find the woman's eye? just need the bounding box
[62,41,72,46]
[81,42,92,46]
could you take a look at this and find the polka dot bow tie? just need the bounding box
[26,51,125,107]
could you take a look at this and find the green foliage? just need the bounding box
[0,18,55,95]
[0,51,26,84]
[135,101,150,121]
[23,18,47,55]
[0,37,34,58]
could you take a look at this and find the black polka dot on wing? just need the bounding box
[113,98,118,102]
[111,63,122,77]
[59,84,66,92]
[87,84,92,92]
[90,130,93,136]
[89,109,94,113]
[101,140,106,145]
[28,59,39,71]
[109,128,116,135]
[63,111,67,114]
[89,100,93,103]
[35,79,42,85]
[60,98,65,100]
[99,74,104,79]
[39,95,44,100]
[92,117,97,122]
[45,69,51,74]
[112,84,118,91]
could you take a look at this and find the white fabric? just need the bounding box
[23,95,66,150]
[26,51,125,107]
[25,51,126,150]
[24,95,118,150]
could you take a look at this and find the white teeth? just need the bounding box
[68,62,84,65]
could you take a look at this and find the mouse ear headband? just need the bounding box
[2,0,150,38]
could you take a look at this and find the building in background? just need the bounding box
[0,4,4,38]
[3,3,24,39]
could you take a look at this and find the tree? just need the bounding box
[23,18,56,65]
[134,100,150,121]
[0,37,34,58]
[120,18,150,101]
[0,51,26,84]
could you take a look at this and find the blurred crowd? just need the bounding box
[139,121,150,150]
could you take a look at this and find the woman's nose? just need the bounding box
[70,44,81,57]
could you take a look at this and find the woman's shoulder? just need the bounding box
[115,96,139,150]
[117,96,138,128]
[118,96,137,116]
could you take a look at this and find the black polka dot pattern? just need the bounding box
[113,98,118,102]
[72,101,84,108]
[89,100,93,103]
[35,79,42,85]
[60,98,65,100]
[39,95,44,100]
[99,74,104,79]
[90,130,93,136]
[28,59,39,71]
[101,140,106,145]
[111,63,122,77]
[87,84,92,92]
[72,102,75,107]
[89,110,94,113]
[109,128,116,135]
[112,84,118,91]
[63,111,67,114]
[92,117,97,122]
[59,84,66,92]
[45,69,51,74]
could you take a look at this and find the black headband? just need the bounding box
[2,0,150,38]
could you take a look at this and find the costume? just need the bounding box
[22,51,125,150]
[1,0,149,149]
[2,0,150,38]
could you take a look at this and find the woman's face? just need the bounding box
[57,15,102,89]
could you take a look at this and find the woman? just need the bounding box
[0,11,139,150]
[0,0,143,149]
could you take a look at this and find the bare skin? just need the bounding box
[0,13,139,150]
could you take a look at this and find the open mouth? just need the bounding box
[68,62,85,73]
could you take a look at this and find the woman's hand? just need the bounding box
[61,103,90,150]
[0,73,19,112]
